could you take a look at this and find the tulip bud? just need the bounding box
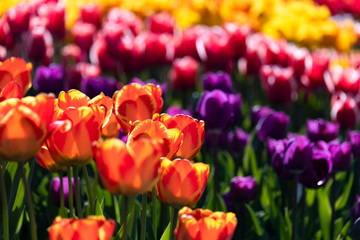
[106,8,142,36]
[34,65,64,95]
[328,140,352,172]
[351,195,360,221]
[301,51,330,89]
[80,76,119,98]
[61,44,82,66]
[306,119,339,142]
[37,2,65,39]
[166,105,192,117]
[284,135,313,173]
[6,3,31,38]
[331,92,358,129]
[264,39,288,66]
[25,26,53,62]
[223,23,251,59]
[144,33,173,66]
[175,25,208,59]
[256,110,290,141]
[260,65,296,104]
[267,138,293,179]
[147,12,175,34]
[0,17,14,48]
[251,105,272,128]
[348,131,360,158]
[0,45,7,61]
[287,46,309,79]
[116,36,146,73]
[80,3,102,28]
[169,56,199,91]
[89,35,118,73]
[50,177,79,208]
[324,66,360,95]
[175,207,237,240]
[228,176,257,203]
[240,33,266,76]
[71,22,96,53]
[202,71,233,93]
[228,128,250,157]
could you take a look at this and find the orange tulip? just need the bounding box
[0,81,23,101]
[113,83,163,132]
[0,58,32,95]
[174,207,237,240]
[94,138,165,195]
[0,94,55,162]
[153,113,205,159]
[36,145,66,172]
[49,216,115,240]
[101,111,121,138]
[127,119,183,159]
[156,158,209,209]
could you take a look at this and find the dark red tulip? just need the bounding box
[169,56,199,90]
[147,12,175,34]
[80,3,102,28]
[71,21,96,52]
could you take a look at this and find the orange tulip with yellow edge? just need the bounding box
[36,145,66,172]
[127,119,183,159]
[0,94,56,162]
[94,138,165,195]
[101,111,121,138]
[156,158,209,209]
[0,58,32,95]
[49,216,115,240]
[174,207,237,240]
[153,113,205,159]
[113,83,163,132]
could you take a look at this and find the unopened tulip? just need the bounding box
[284,135,313,174]
[202,71,233,93]
[251,105,272,128]
[50,176,79,208]
[174,207,237,240]
[34,65,64,95]
[300,51,330,89]
[49,216,115,240]
[175,25,208,60]
[348,131,360,158]
[144,33,173,66]
[166,105,192,117]
[267,138,293,179]
[169,56,199,91]
[256,110,290,141]
[147,12,175,34]
[228,128,250,157]
[156,158,209,208]
[71,22,96,53]
[0,58,32,95]
[228,176,257,202]
[116,36,146,73]
[328,140,352,172]
[331,92,358,129]
[223,23,251,59]
[81,76,119,98]
[6,3,31,38]
[288,46,309,79]
[25,26,53,62]
[306,119,339,142]
[113,83,163,132]
[61,44,82,66]
[106,8,142,36]
[325,67,360,95]
[94,138,165,195]
[37,2,65,39]
[36,145,66,172]
[89,35,118,73]
[80,3,102,28]
[0,17,14,48]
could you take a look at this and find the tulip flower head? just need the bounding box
[49,216,115,240]
[202,71,233,93]
[94,138,165,195]
[156,158,209,209]
[349,131,360,158]
[174,207,237,240]
[36,145,66,172]
[306,119,339,142]
[50,176,79,208]
[284,135,313,174]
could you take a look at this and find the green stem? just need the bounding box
[83,165,95,215]
[212,132,219,211]
[67,167,74,217]
[73,166,82,218]
[152,188,157,240]
[19,162,37,240]
[122,196,129,240]
[300,187,306,240]
[58,171,65,217]
[140,193,147,240]
[291,174,299,240]
[170,207,178,240]
[330,175,336,240]
[0,161,9,240]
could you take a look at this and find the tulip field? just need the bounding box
[2,0,360,240]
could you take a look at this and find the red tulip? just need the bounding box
[169,56,199,91]
[331,92,358,129]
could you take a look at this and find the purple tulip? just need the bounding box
[50,177,80,208]
[228,176,257,203]
[351,196,360,220]
[349,131,360,159]
[306,119,339,142]
[251,105,272,128]
[328,140,352,172]
[33,65,64,95]
[222,192,235,212]
[196,90,234,131]
[166,105,192,117]
[299,147,332,189]
[204,132,228,150]
[80,76,119,98]
[256,110,290,141]
[202,71,233,93]
[267,138,293,179]
[228,128,250,157]
[284,136,313,173]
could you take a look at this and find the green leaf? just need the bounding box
[317,188,331,240]
[245,204,263,236]
[335,172,354,210]
[95,197,104,216]
[160,223,171,240]
[203,191,226,212]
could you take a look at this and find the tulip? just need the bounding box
[264,39,288,67]
[101,111,121,138]
[267,138,293,179]
[228,128,250,157]
[106,8,142,36]
[351,195,360,220]
[330,92,358,129]
[80,76,119,99]
[102,22,128,57]
[71,22,96,53]
[175,25,208,60]
[143,33,173,66]
[25,26,54,62]
[251,105,272,128]
[0,58,32,96]
[196,90,240,132]
[260,65,296,104]
[94,138,165,195]
[240,33,265,76]
[147,12,175,34]
[156,158,209,208]
[49,216,115,240]
[284,136,313,174]
[300,51,329,89]
[36,145,66,172]
[306,119,339,142]
[113,83,163,132]
[33,65,64,95]
[223,23,251,59]
[116,36,146,73]
[328,140,352,172]
[89,35,118,73]
[326,67,360,95]
[80,3,102,28]
[202,71,233,93]
[174,207,237,240]
[0,81,23,101]
[227,176,257,203]
[348,131,360,158]
[127,119,183,159]
[129,78,167,98]
[0,45,6,62]
[6,3,31,38]
[256,110,290,141]
[0,94,55,162]
[169,56,199,91]
[50,177,79,208]
[61,44,82,66]
[0,17,14,48]
[37,2,65,39]
[287,46,309,79]
[204,132,228,151]
[166,106,192,117]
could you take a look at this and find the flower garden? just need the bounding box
[1,0,360,239]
